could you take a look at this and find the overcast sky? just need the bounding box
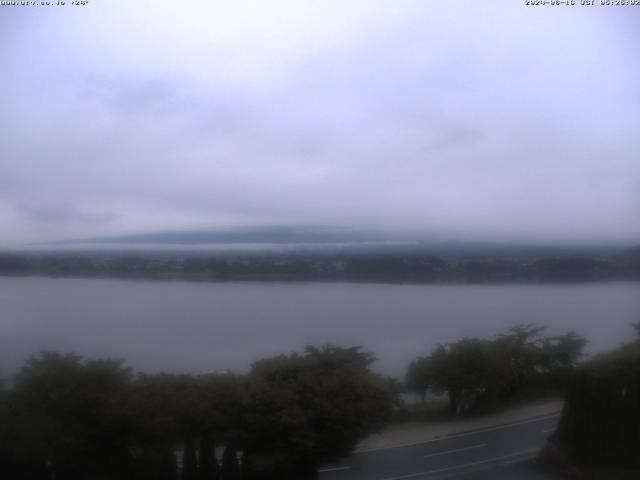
[1,0,639,247]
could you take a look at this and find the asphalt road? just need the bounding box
[318,413,564,480]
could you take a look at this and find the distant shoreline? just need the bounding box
[2,271,640,285]
[1,247,639,284]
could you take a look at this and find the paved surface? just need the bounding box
[319,412,564,480]
[356,401,562,452]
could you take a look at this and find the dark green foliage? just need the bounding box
[407,324,587,415]
[131,447,178,480]
[408,339,506,414]
[494,324,547,398]
[221,446,241,480]
[196,373,244,443]
[556,337,640,469]
[541,331,588,386]
[4,352,135,479]
[0,346,393,480]
[129,373,186,446]
[198,435,219,480]
[182,436,198,480]
[241,345,393,478]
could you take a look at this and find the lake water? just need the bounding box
[0,277,638,378]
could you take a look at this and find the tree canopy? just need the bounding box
[241,346,392,478]
[553,329,640,470]
[0,346,393,480]
[407,324,586,415]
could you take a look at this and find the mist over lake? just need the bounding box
[0,277,637,379]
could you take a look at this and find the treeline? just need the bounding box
[2,324,637,479]
[1,248,640,282]
[406,324,587,415]
[0,346,393,480]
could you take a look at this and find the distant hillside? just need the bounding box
[47,226,394,246]
[624,245,640,258]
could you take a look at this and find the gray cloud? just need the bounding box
[82,76,185,115]
[17,203,117,227]
[0,0,639,246]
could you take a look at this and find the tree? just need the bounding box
[541,331,587,381]
[407,339,506,415]
[553,336,640,470]
[198,434,219,480]
[241,345,393,479]
[494,323,546,399]
[407,324,588,416]
[221,445,241,480]
[182,436,198,480]
[130,373,206,480]
[196,372,244,449]
[407,344,450,402]
[8,352,134,479]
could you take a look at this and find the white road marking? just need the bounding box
[357,413,560,453]
[423,443,487,459]
[380,448,539,480]
[317,466,352,473]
